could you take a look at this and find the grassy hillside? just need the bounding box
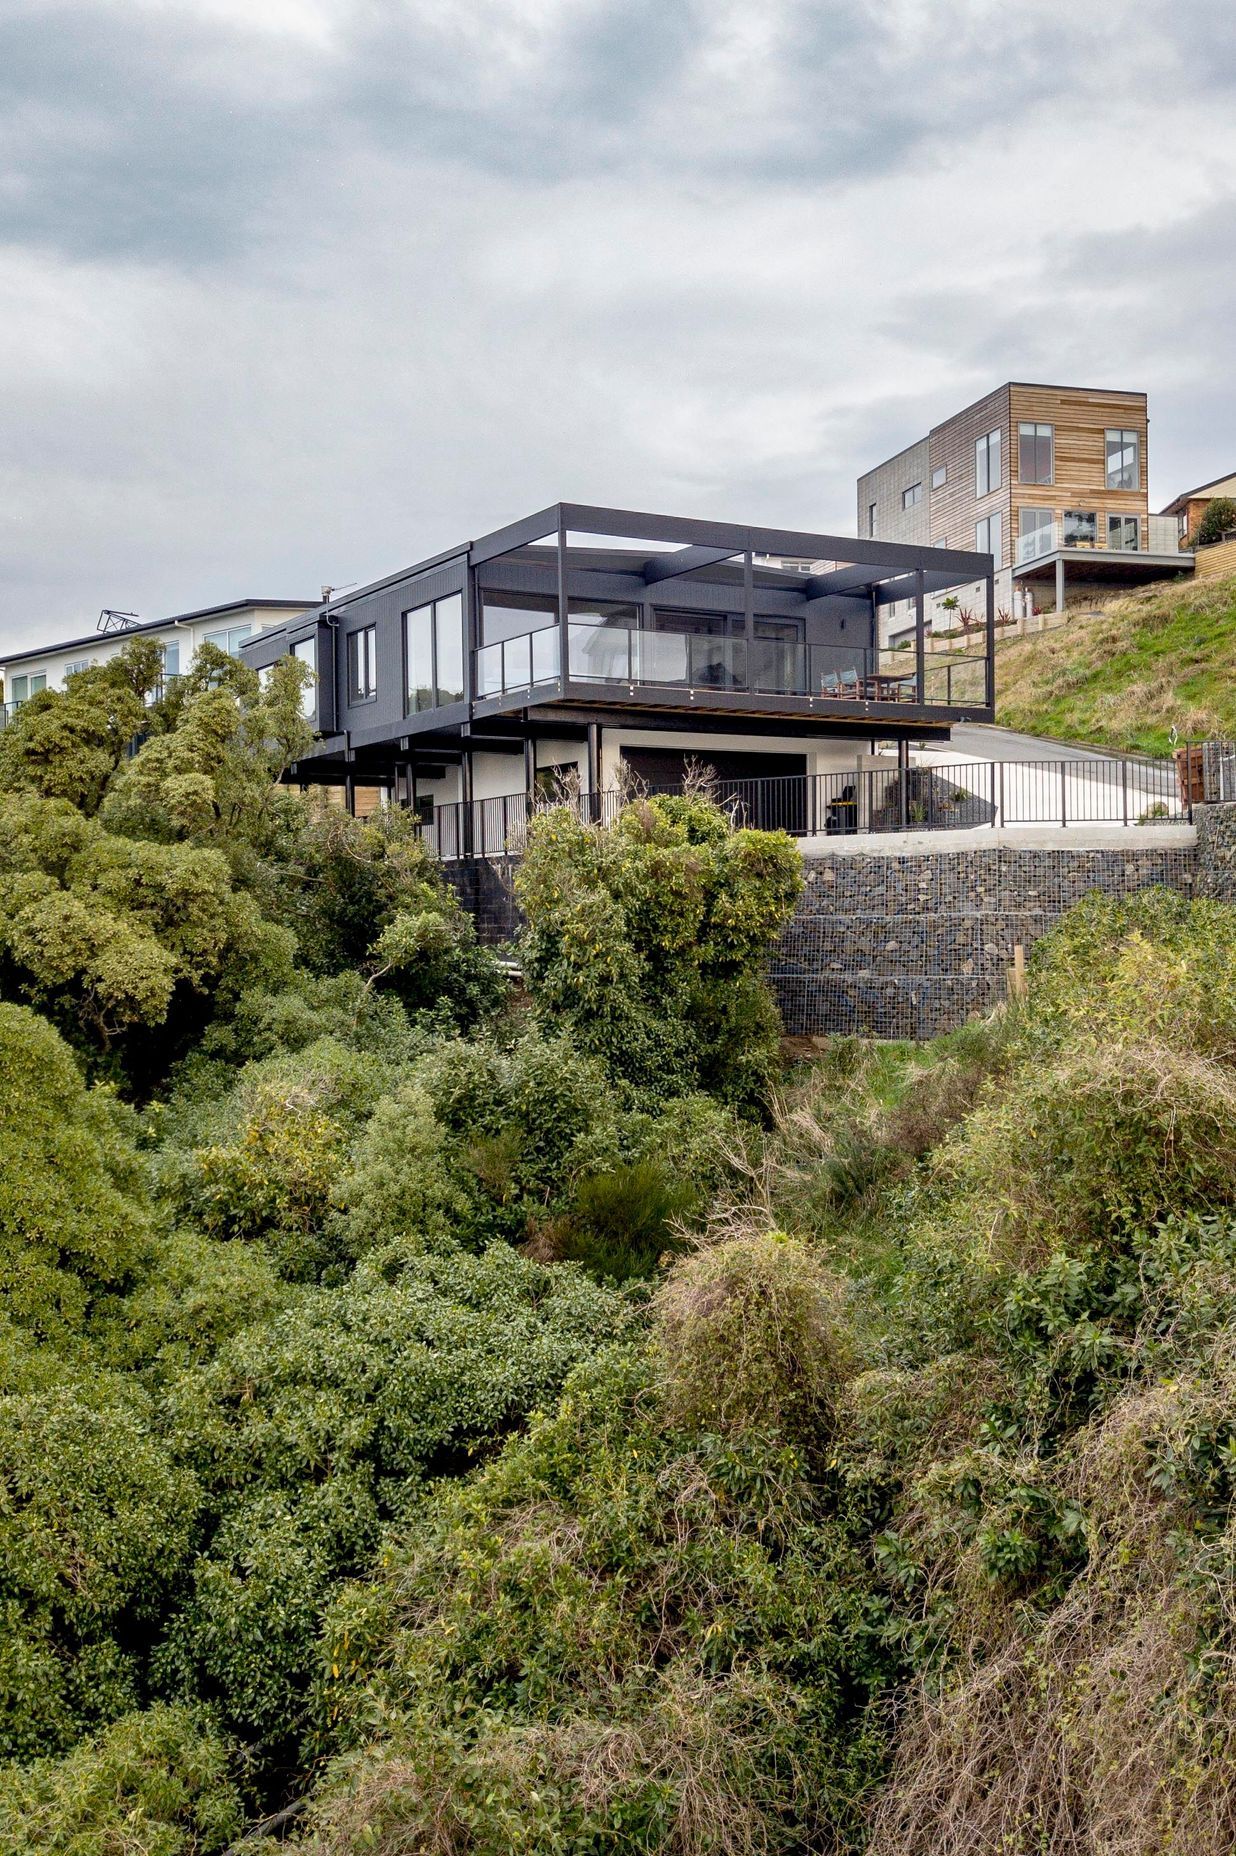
[995,569,1236,756]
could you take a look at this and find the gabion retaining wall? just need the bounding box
[771,840,1198,1039]
[445,812,1236,1041]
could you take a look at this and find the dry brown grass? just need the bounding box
[653,1232,853,1443]
[868,1362,1236,1856]
[305,1669,829,1856]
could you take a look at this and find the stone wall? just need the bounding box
[445,823,1219,1042]
[1195,803,1236,900]
[772,839,1197,1039]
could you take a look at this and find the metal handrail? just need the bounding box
[413,751,1192,862]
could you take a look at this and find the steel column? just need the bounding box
[914,569,926,705]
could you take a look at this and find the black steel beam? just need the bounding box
[642,544,735,585]
[469,505,562,567]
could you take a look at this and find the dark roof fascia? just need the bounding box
[0,598,315,668]
[1159,470,1236,515]
[315,546,471,614]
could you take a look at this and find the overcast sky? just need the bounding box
[2,0,1234,650]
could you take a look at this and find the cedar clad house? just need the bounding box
[241,502,995,845]
[858,383,1193,643]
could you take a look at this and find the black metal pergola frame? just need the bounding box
[460,501,995,727]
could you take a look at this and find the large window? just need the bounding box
[404,593,464,712]
[975,428,1001,496]
[1018,422,1053,484]
[976,512,1002,563]
[481,590,556,644]
[161,641,180,679]
[203,623,252,657]
[347,625,377,703]
[1107,513,1140,551]
[902,481,923,508]
[1063,510,1098,547]
[1106,429,1140,490]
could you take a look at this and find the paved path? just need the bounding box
[942,723,1122,763]
[908,724,1183,825]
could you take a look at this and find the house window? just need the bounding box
[1018,422,1053,484]
[203,623,252,657]
[975,428,1001,496]
[347,625,378,703]
[64,659,91,677]
[1107,514,1140,551]
[867,501,877,536]
[1106,429,1140,490]
[933,536,948,547]
[1063,510,1098,547]
[292,637,316,719]
[8,672,46,706]
[932,466,947,489]
[404,593,464,713]
[902,482,922,508]
[976,513,1002,563]
[161,641,180,679]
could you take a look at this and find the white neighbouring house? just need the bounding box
[0,598,314,720]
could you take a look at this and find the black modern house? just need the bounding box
[243,504,995,850]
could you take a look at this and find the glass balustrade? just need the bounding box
[475,626,974,707]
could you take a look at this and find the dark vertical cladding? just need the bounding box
[240,505,997,788]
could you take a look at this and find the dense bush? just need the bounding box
[0,1704,243,1856]
[0,1005,150,1340]
[1193,494,1236,547]
[516,792,801,1109]
[308,1348,886,1856]
[10,646,1236,1856]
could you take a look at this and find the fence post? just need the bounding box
[1121,758,1128,827]
[991,760,998,827]
[1061,761,1067,828]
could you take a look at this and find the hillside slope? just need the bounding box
[995,569,1236,756]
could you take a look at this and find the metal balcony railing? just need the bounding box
[474,624,989,710]
[413,752,1192,863]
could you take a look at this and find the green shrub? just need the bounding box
[333,1082,469,1258]
[653,1232,853,1446]
[1193,495,1236,546]
[0,1388,200,1758]
[516,795,801,1110]
[0,1005,151,1340]
[561,1159,696,1279]
[287,806,506,1029]
[308,1348,885,1855]
[0,1704,243,1856]
[926,1039,1236,1269]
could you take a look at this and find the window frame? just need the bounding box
[867,501,877,536]
[975,428,1002,497]
[1107,513,1140,551]
[202,623,253,658]
[1062,510,1099,548]
[347,624,378,705]
[931,465,947,490]
[902,481,923,509]
[1018,422,1054,485]
[291,637,317,720]
[1105,429,1140,491]
[404,592,466,715]
[975,511,1002,563]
